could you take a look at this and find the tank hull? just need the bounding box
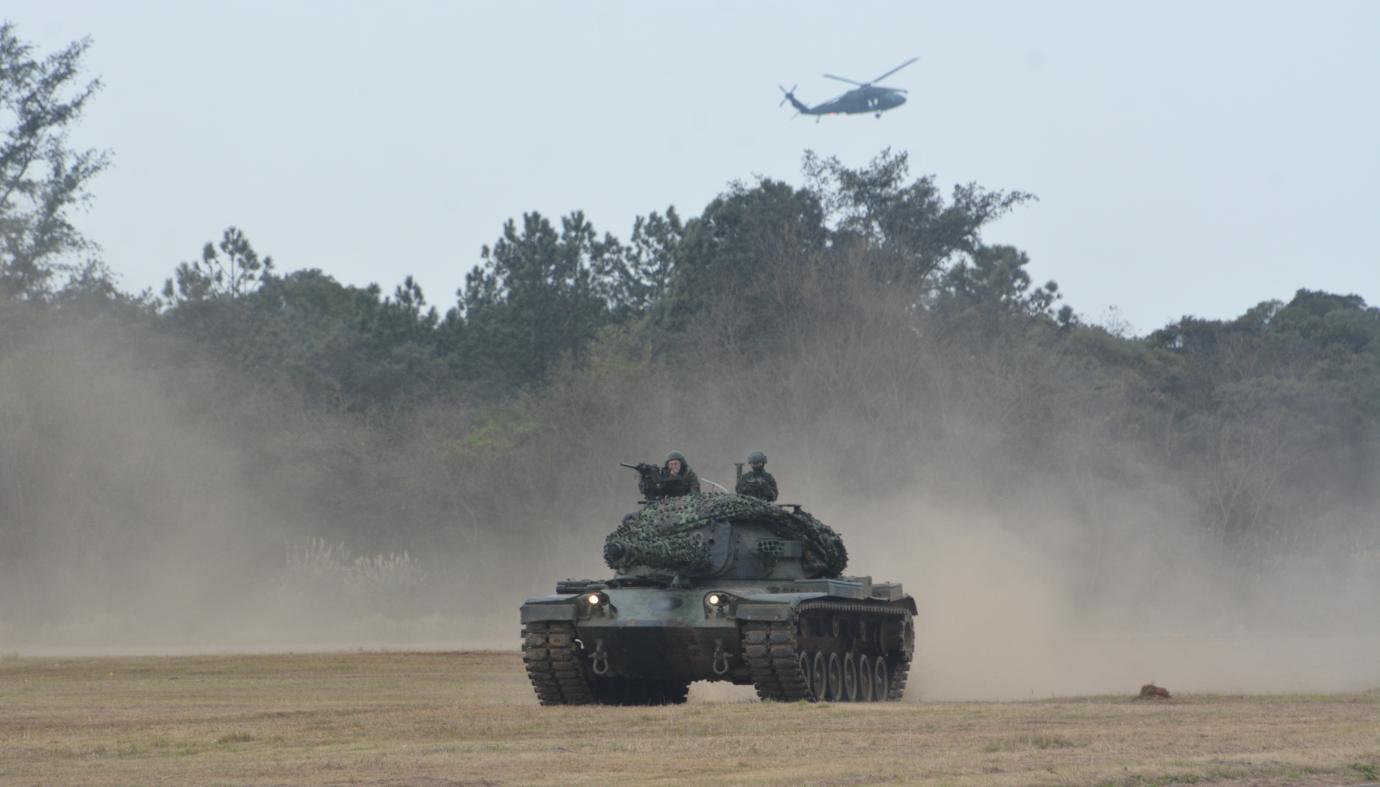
[520,577,916,704]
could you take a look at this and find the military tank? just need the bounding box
[519,492,915,705]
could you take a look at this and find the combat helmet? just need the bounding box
[748,450,767,466]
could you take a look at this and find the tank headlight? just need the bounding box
[584,592,605,607]
[705,592,732,609]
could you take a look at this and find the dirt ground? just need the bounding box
[1,651,1377,785]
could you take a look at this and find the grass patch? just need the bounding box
[1118,773,1206,786]
[981,734,1085,752]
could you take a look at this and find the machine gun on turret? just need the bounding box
[620,461,661,503]
[620,461,659,481]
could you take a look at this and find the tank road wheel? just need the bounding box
[521,621,594,705]
[798,652,814,700]
[842,653,859,701]
[741,621,811,702]
[858,654,873,702]
[872,656,889,702]
[826,653,844,702]
[811,651,828,701]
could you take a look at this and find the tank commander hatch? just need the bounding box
[635,450,701,500]
[735,450,778,501]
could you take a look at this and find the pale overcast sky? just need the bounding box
[9,0,1378,333]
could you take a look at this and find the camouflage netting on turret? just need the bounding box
[604,494,848,578]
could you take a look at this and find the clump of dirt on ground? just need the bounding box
[1138,683,1171,699]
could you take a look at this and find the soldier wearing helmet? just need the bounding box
[638,450,702,500]
[735,450,778,501]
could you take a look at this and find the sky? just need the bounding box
[8,0,1378,334]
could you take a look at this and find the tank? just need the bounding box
[519,493,916,704]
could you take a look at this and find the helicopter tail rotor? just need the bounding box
[778,84,810,115]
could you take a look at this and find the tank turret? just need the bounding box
[603,494,847,582]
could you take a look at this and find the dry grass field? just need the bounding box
[1,650,1377,786]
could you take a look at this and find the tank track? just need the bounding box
[796,598,912,621]
[883,607,916,698]
[743,600,913,702]
[887,652,912,701]
[522,621,595,705]
[741,620,812,702]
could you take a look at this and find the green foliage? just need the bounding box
[805,148,1034,283]
[0,22,109,299]
[615,207,683,314]
[449,211,623,391]
[160,234,448,410]
[162,226,274,303]
[940,244,1060,319]
[1351,762,1379,781]
[1127,289,1380,543]
[660,177,827,336]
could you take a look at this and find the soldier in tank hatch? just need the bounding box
[735,450,778,501]
[637,450,702,499]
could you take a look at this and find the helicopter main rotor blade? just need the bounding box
[822,73,866,86]
[866,56,919,86]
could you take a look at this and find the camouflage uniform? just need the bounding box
[735,468,778,501]
[638,462,701,499]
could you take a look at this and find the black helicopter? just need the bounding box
[779,56,918,120]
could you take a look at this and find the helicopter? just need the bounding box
[779,56,918,120]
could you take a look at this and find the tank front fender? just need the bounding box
[520,594,578,623]
[734,605,792,621]
[734,591,830,621]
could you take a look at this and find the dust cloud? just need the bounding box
[852,497,1379,699]
[1,309,1377,701]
